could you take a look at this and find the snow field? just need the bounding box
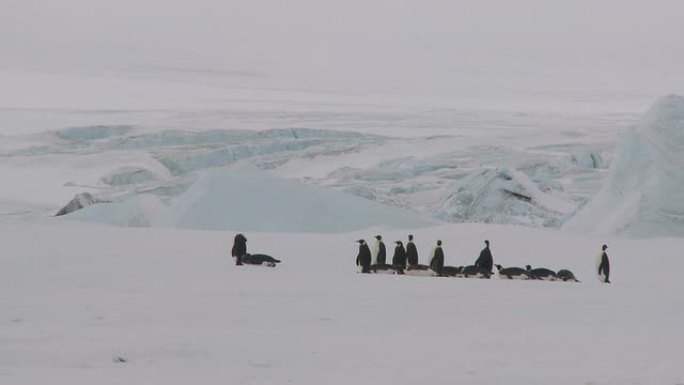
[1,221,683,384]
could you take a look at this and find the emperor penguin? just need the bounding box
[460,265,492,279]
[371,235,387,265]
[405,264,437,277]
[525,265,559,281]
[495,264,533,280]
[355,239,372,274]
[441,266,462,277]
[231,233,247,266]
[406,234,419,267]
[242,253,281,267]
[391,241,407,273]
[474,240,493,273]
[596,244,611,283]
[557,269,580,282]
[428,240,445,276]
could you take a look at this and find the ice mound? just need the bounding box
[434,168,576,227]
[563,94,684,237]
[154,166,436,232]
[64,194,167,227]
[54,192,98,216]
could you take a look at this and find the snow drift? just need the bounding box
[154,166,436,232]
[563,94,684,237]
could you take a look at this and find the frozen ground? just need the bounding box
[1,221,683,385]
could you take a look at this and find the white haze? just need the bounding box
[2,0,684,102]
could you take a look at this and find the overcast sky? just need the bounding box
[2,0,683,95]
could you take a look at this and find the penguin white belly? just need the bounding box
[509,275,527,280]
[370,242,379,265]
[371,268,397,275]
[538,275,558,281]
[376,270,396,275]
[405,269,437,277]
[498,273,530,280]
[245,261,276,267]
[465,273,484,278]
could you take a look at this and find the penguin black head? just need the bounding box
[408,234,414,241]
[395,241,403,246]
[484,240,490,246]
[375,235,382,240]
[495,264,503,271]
[235,233,247,243]
[602,244,608,250]
[437,240,442,246]
[356,239,366,245]
[526,265,532,271]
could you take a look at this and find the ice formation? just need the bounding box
[563,94,684,237]
[154,166,435,232]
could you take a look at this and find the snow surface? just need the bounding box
[2,221,683,385]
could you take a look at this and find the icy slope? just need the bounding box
[435,168,576,227]
[563,94,684,237]
[153,166,435,232]
[1,221,683,385]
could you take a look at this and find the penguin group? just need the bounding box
[229,231,605,284]
[355,236,582,283]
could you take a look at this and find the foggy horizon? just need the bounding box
[2,0,683,98]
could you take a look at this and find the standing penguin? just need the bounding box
[371,235,387,265]
[428,240,445,276]
[231,233,247,266]
[406,234,419,267]
[596,244,611,283]
[474,240,493,273]
[392,241,407,271]
[356,239,372,273]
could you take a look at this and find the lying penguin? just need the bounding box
[441,266,462,277]
[241,253,282,267]
[525,265,559,281]
[404,264,437,277]
[370,264,403,275]
[495,264,533,280]
[460,265,492,279]
[557,269,580,282]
